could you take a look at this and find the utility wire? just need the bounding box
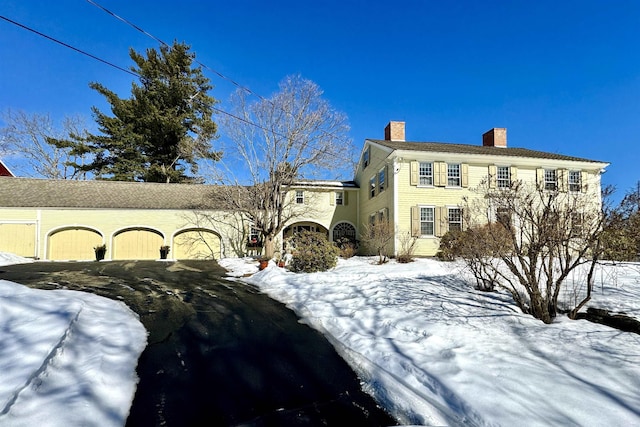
[85,0,269,103]
[0,14,137,77]
[0,11,350,162]
[84,0,354,158]
[0,13,281,136]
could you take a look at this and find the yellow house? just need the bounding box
[355,122,609,257]
[0,121,608,260]
[0,177,359,261]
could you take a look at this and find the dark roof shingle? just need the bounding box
[0,177,221,209]
[368,139,607,164]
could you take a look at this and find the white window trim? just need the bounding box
[418,161,434,187]
[447,163,462,188]
[447,207,463,232]
[418,205,436,237]
[568,170,581,192]
[496,165,511,189]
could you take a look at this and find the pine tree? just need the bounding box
[69,41,219,183]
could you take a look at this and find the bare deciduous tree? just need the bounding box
[361,217,395,264]
[458,180,611,324]
[0,109,90,179]
[213,75,352,258]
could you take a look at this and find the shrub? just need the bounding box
[396,231,418,263]
[335,236,358,258]
[288,231,340,273]
[436,230,464,261]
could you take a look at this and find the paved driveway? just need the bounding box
[0,260,397,426]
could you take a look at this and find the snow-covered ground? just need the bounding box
[221,257,640,426]
[0,253,147,427]
[2,251,639,426]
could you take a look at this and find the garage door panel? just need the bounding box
[49,228,102,261]
[174,230,220,260]
[0,223,36,258]
[114,229,163,260]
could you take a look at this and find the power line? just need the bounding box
[83,1,354,157]
[0,14,137,77]
[0,13,278,135]
[85,0,269,103]
[0,11,351,162]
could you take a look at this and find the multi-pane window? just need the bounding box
[496,207,511,227]
[447,164,461,187]
[249,226,260,246]
[295,190,304,204]
[332,222,356,242]
[335,191,344,205]
[420,207,435,236]
[497,166,510,188]
[363,148,370,168]
[369,177,376,198]
[378,168,386,192]
[544,169,557,191]
[419,162,433,186]
[569,171,581,192]
[448,208,462,232]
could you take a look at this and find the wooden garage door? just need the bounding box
[174,229,220,260]
[113,228,163,260]
[49,228,103,261]
[0,222,36,257]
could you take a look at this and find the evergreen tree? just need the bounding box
[70,41,219,182]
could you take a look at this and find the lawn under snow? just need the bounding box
[221,257,640,426]
[0,253,147,427]
[1,251,639,427]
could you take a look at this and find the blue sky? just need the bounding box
[1,1,639,198]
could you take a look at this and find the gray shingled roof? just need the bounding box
[368,139,607,164]
[0,177,222,209]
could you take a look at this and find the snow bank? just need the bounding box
[0,279,147,426]
[223,256,640,426]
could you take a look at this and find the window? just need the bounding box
[293,224,318,233]
[544,169,557,191]
[497,166,510,188]
[419,162,433,186]
[295,190,304,204]
[369,177,376,198]
[570,212,584,236]
[248,226,261,246]
[447,164,461,187]
[448,208,462,232]
[335,191,344,205]
[363,147,370,168]
[496,207,511,227]
[420,207,435,236]
[332,222,356,242]
[569,171,581,192]
[378,168,386,192]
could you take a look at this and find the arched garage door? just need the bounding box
[0,222,36,258]
[48,227,103,261]
[173,229,221,260]
[113,228,164,260]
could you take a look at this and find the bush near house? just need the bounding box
[287,231,340,273]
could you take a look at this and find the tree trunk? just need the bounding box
[263,235,276,259]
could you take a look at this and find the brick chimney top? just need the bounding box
[384,121,405,142]
[482,128,507,148]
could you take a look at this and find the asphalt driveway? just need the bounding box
[0,260,397,426]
